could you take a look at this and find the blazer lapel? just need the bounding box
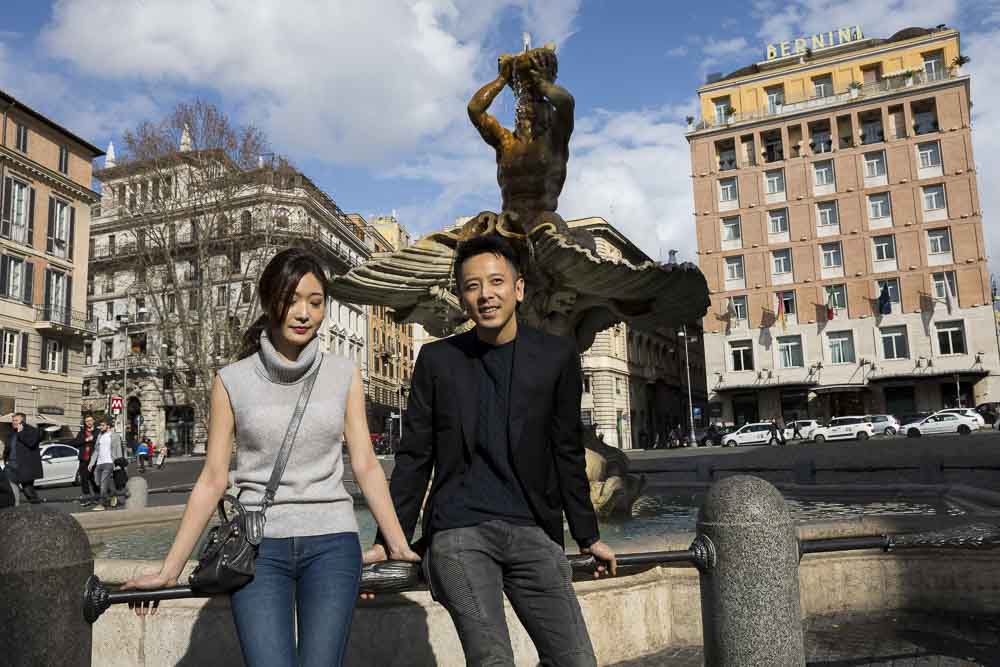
[455,331,479,458]
[509,326,539,452]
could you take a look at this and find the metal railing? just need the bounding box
[34,306,98,334]
[95,354,163,373]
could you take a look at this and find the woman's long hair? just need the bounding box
[239,247,331,360]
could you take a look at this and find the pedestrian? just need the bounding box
[364,234,615,666]
[73,415,98,503]
[2,413,42,504]
[121,248,419,667]
[769,419,786,445]
[136,438,149,472]
[88,417,126,510]
[792,420,803,441]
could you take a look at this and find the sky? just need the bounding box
[2,0,1000,268]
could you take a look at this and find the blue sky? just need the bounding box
[2,0,1000,265]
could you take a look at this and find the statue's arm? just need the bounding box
[537,80,575,140]
[468,57,513,149]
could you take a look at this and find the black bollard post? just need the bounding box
[696,475,805,666]
[0,507,94,666]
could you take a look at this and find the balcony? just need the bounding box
[93,354,163,375]
[691,68,961,133]
[34,305,98,336]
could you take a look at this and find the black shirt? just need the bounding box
[433,336,536,531]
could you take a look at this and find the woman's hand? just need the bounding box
[119,572,178,616]
[388,544,421,563]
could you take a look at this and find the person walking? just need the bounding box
[2,413,42,503]
[121,248,419,667]
[89,418,126,510]
[136,438,149,473]
[769,419,786,446]
[365,234,615,666]
[73,415,98,503]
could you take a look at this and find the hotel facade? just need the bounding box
[687,26,998,425]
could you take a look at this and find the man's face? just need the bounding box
[458,252,524,332]
[11,415,22,431]
[85,417,94,430]
[98,422,109,432]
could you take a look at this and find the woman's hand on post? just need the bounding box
[119,572,178,617]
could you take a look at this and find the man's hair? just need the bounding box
[453,234,522,286]
[100,416,113,426]
[12,412,26,421]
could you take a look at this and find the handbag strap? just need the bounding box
[259,355,323,513]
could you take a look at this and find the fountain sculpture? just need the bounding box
[332,42,710,517]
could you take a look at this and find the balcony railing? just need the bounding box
[34,306,98,334]
[692,68,959,132]
[94,354,163,373]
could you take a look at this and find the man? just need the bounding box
[88,418,125,510]
[367,234,615,666]
[74,415,98,502]
[3,413,42,503]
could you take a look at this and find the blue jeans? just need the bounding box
[230,532,362,667]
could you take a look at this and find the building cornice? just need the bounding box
[1,147,100,203]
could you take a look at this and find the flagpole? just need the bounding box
[992,276,1000,392]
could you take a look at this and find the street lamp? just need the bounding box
[678,325,698,447]
[116,306,147,435]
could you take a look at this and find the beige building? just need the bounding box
[569,218,708,448]
[688,26,997,424]
[0,90,103,434]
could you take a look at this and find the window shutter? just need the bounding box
[46,197,55,253]
[1,177,11,237]
[22,261,33,305]
[62,343,69,374]
[19,333,28,370]
[0,256,8,298]
[65,276,73,320]
[68,207,76,260]
[27,187,35,246]
[43,269,52,317]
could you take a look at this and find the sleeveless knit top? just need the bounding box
[217,331,358,539]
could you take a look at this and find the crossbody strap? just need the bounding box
[260,355,323,513]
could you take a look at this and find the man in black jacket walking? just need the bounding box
[366,234,615,666]
[3,413,42,503]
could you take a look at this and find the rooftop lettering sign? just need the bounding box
[767,26,864,60]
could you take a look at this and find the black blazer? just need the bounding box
[382,325,598,550]
[3,424,42,483]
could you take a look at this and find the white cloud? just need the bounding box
[666,46,689,57]
[703,37,749,56]
[754,0,958,42]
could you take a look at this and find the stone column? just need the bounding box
[697,475,805,666]
[0,508,93,666]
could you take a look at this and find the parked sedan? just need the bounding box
[36,443,81,488]
[722,422,783,447]
[904,411,980,437]
[936,408,986,427]
[811,417,875,443]
[865,414,901,436]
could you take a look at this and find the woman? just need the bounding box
[73,415,98,502]
[122,248,419,666]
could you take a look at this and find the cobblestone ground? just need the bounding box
[610,612,1000,666]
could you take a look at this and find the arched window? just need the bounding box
[240,211,252,235]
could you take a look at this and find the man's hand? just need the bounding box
[359,543,422,600]
[583,540,617,578]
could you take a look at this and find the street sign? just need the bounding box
[693,407,702,417]
[110,395,124,414]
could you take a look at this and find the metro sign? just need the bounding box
[110,395,124,414]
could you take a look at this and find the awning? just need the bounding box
[868,368,989,382]
[811,384,870,394]
[714,380,818,392]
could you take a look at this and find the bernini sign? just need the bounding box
[767,26,864,60]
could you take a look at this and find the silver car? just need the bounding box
[864,414,900,436]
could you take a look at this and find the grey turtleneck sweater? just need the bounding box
[217,331,358,539]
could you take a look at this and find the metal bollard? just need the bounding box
[126,475,148,509]
[0,507,93,666]
[697,475,805,666]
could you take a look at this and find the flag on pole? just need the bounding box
[825,288,835,321]
[944,277,955,315]
[727,298,737,320]
[877,284,892,315]
[776,292,786,331]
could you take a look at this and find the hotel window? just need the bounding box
[777,335,804,369]
[765,169,785,195]
[864,151,886,178]
[615,377,623,395]
[730,340,754,371]
[828,331,856,364]
[862,119,883,145]
[730,295,748,321]
[827,284,847,310]
[105,302,114,320]
[583,374,592,394]
[922,184,946,211]
[724,256,744,281]
[777,290,797,316]
[43,338,64,373]
[14,123,28,152]
[923,51,945,80]
[932,271,957,301]
[1,330,21,368]
[58,146,69,174]
[927,228,951,254]
[936,320,967,355]
[2,178,31,245]
[721,216,741,242]
[813,160,834,187]
[821,242,843,269]
[812,74,833,98]
[215,285,229,307]
[873,235,896,261]
[48,198,71,258]
[718,177,738,202]
[766,86,784,114]
[714,97,731,123]
[880,326,910,360]
[917,141,941,169]
[772,249,792,275]
[768,208,788,234]
[868,193,891,219]
[1,255,31,302]
[877,278,901,305]
[817,201,839,227]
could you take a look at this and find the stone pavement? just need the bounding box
[611,612,1000,666]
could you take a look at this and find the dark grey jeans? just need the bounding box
[424,520,597,667]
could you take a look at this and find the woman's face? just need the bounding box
[274,272,326,348]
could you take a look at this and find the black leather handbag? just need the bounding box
[189,357,322,594]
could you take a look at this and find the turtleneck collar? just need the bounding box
[256,329,320,384]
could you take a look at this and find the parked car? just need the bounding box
[975,402,1000,425]
[722,422,783,447]
[897,412,932,427]
[36,442,81,488]
[864,414,901,436]
[783,419,820,441]
[811,417,875,444]
[936,408,986,427]
[904,411,980,437]
[699,425,736,447]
